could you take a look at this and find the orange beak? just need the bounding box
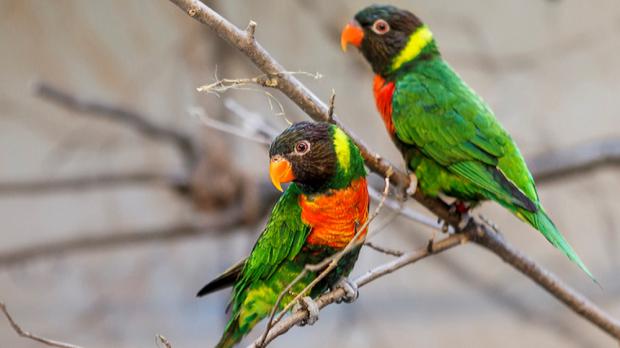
[341,21,364,52]
[269,156,295,192]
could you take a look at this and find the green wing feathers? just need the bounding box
[449,161,536,212]
[392,59,593,279]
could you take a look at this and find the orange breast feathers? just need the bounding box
[373,75,396,135]
[300,178,370,249]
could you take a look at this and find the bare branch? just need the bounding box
[364,241,404,257]
[245,20,257,41]
[529,138,620,183]
[248,233,468,347]
[327,90,336,122]
[472,224,620,339]
[156,335,173,348]
[0,208,244,268]
[223,99,280,140]
[0,172,183,196]
[35,82,199,169]
[167,0,620,342]
[1,302,83,348]
[190,107,271,145]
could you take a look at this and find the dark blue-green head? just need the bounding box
[341,4,439,77]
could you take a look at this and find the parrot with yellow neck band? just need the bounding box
[341,4,594,281]
[197,121,369,347]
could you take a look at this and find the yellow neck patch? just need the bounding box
[391,25,434,71]
[332,127,350,172]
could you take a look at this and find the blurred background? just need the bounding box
[1,0,619,347]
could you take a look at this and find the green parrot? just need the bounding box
[341,5,593,280]
[197,121,369,347]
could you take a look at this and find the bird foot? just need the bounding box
[294,296,319,327]
[406,173,418,196]
[334,277,359,304]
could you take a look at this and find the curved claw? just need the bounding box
[335,277,359,304]
[294,296,319,327]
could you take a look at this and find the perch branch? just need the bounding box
[1,302,83,348]
[167,0,620,342]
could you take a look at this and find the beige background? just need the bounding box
[1,0,619,347]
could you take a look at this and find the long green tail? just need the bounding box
[516,205,596,282]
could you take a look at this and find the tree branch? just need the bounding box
[1,302,83,348]
[35,82,199,169]
[0,172,184,196]
[0,207,244,268]
[472,225,620,338]
[529,138,620,183]
[167,0,620,343]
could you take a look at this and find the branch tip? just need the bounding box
[327,90,336,122]
[246,20,257,40]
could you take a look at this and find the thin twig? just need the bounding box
[224,99,280,140]
[245,20,257,41]
[364,242,404,257]
[156,335,173,348]
[0,172,182,196]
[189,106,271,145]
[1,302,83,348]
[327,90,336,122]
[0,208,247,268]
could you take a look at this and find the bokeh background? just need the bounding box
[1,0,619,347]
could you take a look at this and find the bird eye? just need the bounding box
[371,19,390,35]
[294,140,310,155]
